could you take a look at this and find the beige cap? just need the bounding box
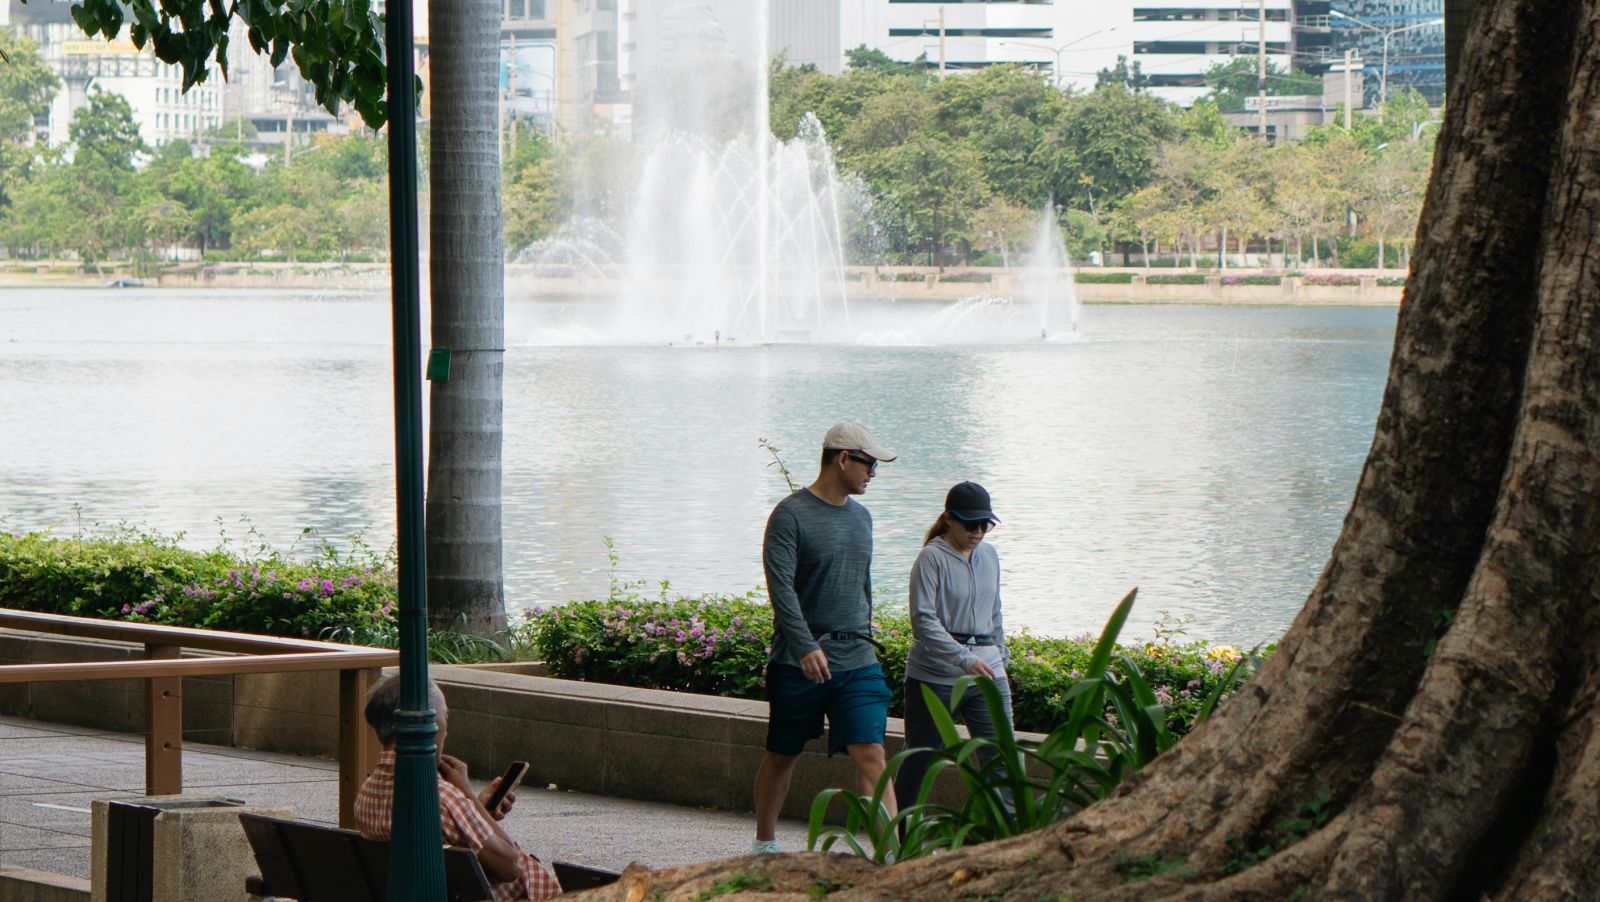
[823,421,897,462]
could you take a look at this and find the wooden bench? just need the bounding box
[241,813,621,900]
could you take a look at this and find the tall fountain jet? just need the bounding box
[1024,202,1081,338]
[605,0,851,345]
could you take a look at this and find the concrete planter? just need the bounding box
[0,632,1036,819]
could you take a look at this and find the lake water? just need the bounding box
[0,288,1395,645]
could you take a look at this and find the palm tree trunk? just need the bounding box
[425,0,508,636]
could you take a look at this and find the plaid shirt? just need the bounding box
[355,751,562,901]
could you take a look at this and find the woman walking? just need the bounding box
[894,481,1013,808]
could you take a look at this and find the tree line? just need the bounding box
[501,48,1436,271]
[0,24,1432,272]
[764,49,1436,269]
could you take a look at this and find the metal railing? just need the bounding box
[0,608,398,827]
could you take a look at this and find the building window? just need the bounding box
[888,27,1054,38]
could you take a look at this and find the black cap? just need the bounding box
[945,481,999,523]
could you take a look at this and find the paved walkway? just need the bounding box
[0,715,810,881]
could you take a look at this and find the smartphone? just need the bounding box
[484,760,529,812]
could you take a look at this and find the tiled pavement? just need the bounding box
[0,715,809,881]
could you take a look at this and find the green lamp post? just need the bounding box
[384,0,447,895]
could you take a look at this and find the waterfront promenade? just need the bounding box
[0,714,808,890]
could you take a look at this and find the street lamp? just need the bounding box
[1329,11,1444,111]
[998,28,1118,89]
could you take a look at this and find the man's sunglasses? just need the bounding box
[951,516,994,533]
[844,452,879,476]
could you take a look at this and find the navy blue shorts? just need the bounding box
[765,662,893,756]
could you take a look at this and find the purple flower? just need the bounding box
[319,579,335,597]
[121,604,132,614]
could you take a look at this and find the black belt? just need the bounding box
[949,632,996,646]
[815,630,886,654]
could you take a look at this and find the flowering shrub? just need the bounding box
[512,591,777,697]
[0,527,395,639]
[1302,272,1362,286]
[1146,273,1208,285]
[515,592,1265,736]
[1074,271,1136,284]
[1219,274,1283,286]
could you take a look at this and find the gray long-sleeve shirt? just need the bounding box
[905,536,1008,684]
[762,488,878,671]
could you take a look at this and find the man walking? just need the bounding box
[751,421,898,854]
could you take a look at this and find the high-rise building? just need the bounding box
[5,0,342,154]
[1327,0,1445,104]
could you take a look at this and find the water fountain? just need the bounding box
[1024,202,1082,339]
[513,0,1079,347]
[607,113,852,344]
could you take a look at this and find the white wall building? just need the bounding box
[765,0,1128,93]
[619,0,1290,108]
[1130,0,1295,105]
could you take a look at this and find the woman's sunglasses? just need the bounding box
[950,516,994,533]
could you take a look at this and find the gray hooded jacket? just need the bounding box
[905,536,1008,684]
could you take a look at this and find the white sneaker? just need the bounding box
[750,838,781,854]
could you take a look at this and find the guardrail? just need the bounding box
[0,608,397,827]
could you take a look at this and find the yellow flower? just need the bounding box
[1206,645,1241,663]
[1143,644,1166,660]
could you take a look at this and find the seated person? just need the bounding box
[356,674,561,901]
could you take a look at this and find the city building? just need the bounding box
[1220,55,1363,140]
[752,0,1126,92]
[1326,0,1445,105]
[4,0,340,156]
[1129,0,1296,106]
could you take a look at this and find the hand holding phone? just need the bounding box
[483,760,529,815]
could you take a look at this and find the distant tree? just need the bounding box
[1045,85,1178,215]
[0,29,60,210]
[1095,55,1150,92]
[968,199,1037,267]
[863,136,988,267]
[1201,57,1323,112]
[1357,139,1430,268]
[501,131,562,252]
[1112,183,1182,264]
[53,89,147,268]
[142,142,254,252]
[845,45,928,76]
[336,179,389,259]
[70,88,145,171]
[932,65,1066,206]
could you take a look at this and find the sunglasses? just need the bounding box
[845,452,879,476]
[950,516,994,533]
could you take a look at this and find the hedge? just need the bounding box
[0,528,394,640]
[510,589,1262,736]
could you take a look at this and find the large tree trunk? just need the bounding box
[424,0,508,637]
[569,0,1600,896]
